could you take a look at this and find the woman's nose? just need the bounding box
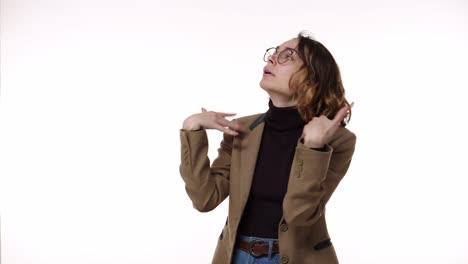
[268,54,277,65]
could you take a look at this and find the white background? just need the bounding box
[1,0,467,263]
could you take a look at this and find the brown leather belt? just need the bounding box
[235,239,280,257]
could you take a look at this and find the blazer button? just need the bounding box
[281,255,289,264]
[298,160,303,165]
[280,223,288,232]
[297,165,303,172]
[296,172,301,178]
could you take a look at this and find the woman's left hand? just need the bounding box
[301,106,349,149]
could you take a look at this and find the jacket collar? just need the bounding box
[249,113,266,130]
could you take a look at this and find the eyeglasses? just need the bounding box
[263,47,297,64]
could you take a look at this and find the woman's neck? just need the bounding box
[268,95,298,108]
[265,99,306,131]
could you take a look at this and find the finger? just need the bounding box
[217,112,237,117]
[227,121,244,133]
[217,118,240,132]
[332,106,349,124]
[230,120,245,131]
[216,117,230,127]
[215,124,239,136]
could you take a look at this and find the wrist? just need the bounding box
[300,138,325,149]
[182,119,202,131]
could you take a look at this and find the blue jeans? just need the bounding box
[231,235,280,264]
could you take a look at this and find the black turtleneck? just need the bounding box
[237,99,307,238]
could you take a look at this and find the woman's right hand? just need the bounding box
[182,108,243,136]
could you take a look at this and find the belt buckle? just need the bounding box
[248,239,265,257]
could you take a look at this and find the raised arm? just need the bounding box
[283,106,356,226]
[282,131,356,226]
[179,108,242,212]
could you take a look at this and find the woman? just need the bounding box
[179,31,356,264]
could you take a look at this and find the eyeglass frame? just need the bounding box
[263,46,299,64]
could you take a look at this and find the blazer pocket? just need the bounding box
[314,238,332,251]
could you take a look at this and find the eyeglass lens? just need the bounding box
[263,48,293,64]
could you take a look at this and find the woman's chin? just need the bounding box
[259,82,279,94]
[259,79,274,90]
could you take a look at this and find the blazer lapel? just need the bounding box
[238,119,264,212]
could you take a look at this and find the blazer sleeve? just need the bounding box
[179,129,233,212]
[282,130,357,226]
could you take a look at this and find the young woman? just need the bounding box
[179,31,356,264]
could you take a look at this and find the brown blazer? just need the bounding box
[179,112,356,264]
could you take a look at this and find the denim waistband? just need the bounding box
[236,234,279,243]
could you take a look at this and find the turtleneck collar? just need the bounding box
[265,99,307,131]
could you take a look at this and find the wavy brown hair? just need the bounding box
[290,31,352,127]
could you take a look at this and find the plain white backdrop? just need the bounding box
[1,0,467,263]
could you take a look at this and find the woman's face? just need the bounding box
[259,38,303,105]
